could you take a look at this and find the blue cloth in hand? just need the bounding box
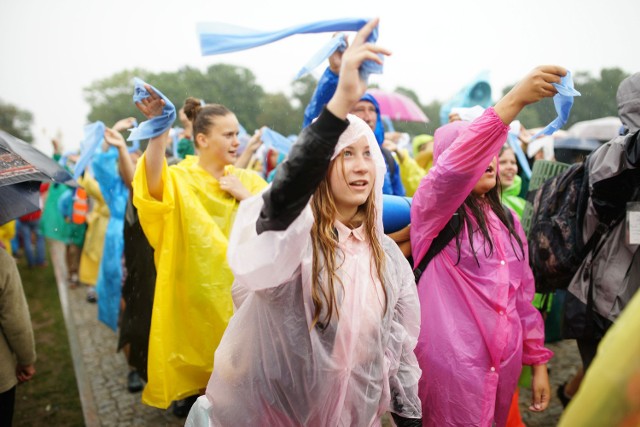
[532,71,581,140]
[127,78,176,142]
[74,121,105,180]
[197,18,382,82]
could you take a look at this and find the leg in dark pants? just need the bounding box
[0,386,16,427]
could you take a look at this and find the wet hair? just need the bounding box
[182,97,232,147]
[309,155,387,331]
[453,182,525,266]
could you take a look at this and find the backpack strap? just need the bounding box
[412,204,515,283]
[413,213,461,283]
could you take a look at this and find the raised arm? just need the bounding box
[257,18,390,234]
[134,86,170,200]
[411,66,566,264]
[104,118,137,192]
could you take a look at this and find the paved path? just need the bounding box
[50,240,184,427]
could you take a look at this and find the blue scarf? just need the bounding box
[197,18,382,82]
[127,78,176,141]
[73,121,105,180]
[532,71,581,139]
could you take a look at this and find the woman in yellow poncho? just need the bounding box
[78,173,109,303]
[132,95,267,409]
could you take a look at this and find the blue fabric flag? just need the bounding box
[73,121,105,180]
[506,132,532,179]
[531,71,581,140]
[197,18,382,82]
[296,33,347,79]
[127,77,176,142]
[261,127,293,156]
[92,146,129,331]
[440,70,492,125]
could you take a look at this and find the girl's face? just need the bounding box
[498,148,518,188]
[328,136,374,221]
[196,113,240,166]
[472,156,498,197]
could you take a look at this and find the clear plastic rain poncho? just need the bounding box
[132,155,267,408]
[410,109,552,427]
[187,112,422,426]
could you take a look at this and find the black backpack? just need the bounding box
[526,160,611,294]
[413,206,514,283]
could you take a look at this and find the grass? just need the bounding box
[12,250,84,427]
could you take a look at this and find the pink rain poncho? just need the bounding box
[186,112,422,426]
[410,108,552,427]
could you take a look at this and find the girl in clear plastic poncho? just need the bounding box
[186,19,422,427]
[131,94,267,409]
[410,66,568,427]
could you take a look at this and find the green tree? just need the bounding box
[0,99,34,142]
[256,92,300,136]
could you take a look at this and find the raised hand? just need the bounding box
[327,18,391,120]
[135,85,165,119]
[329,33,348,74]
[104,127,127,150]
[112,117,137,132]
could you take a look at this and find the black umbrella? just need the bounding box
[0,130,76,224]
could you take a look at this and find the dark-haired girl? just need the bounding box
[410,67,565,427]
[131,95,267,408]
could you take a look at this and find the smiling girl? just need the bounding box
[411,66,566,426]
[131,94,267,409]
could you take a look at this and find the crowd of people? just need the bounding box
[1,18,639,427]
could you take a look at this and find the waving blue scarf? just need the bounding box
[197,18,382,82]
[532,71,581,139]
[73,121,105,180]
[127,78,176,141]
[440,70,492,125]
[295,33,347,79]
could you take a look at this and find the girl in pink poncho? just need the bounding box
[411,66,566,427]
[186,19,422,427]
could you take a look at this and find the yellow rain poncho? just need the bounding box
[78,174,109,286]
[558,289,640,427]
[133,154,267,409]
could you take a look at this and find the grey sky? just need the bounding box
[1,0,638,154]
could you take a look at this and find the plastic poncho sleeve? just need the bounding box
[513,216,553,366]
[230,109,348,290]
[410,108,509,265]
[384,239,423,420]
[131,155,174,250]
[92,147,129,331]
[302,67,338,128]
[396,149,426,197]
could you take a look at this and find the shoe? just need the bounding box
[172,394,199,418]
[86,289,97,303]
[127,370,143,393]
[557,382,572,408]
[68,273,80,289]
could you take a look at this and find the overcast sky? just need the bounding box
[1,0,638,154]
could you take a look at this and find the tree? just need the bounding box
[0,99,34,142]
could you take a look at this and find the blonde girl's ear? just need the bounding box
[195,133,207,148]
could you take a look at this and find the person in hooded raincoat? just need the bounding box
[302,38,405,197]
[410,66,566,427]
[186,19,421,427]
[132,93,267,409]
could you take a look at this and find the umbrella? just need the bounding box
[568,117,623,142]
[0,130,75,224]
[366,89,429,123]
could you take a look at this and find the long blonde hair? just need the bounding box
[309,155,387,330]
